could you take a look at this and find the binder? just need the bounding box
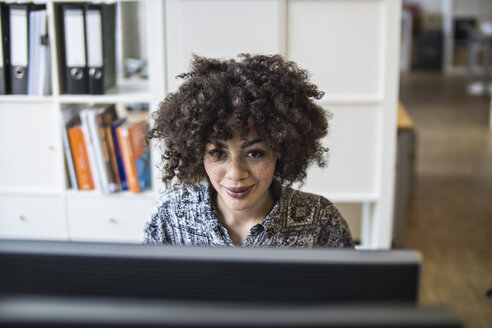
[61,4,87,94]
[0,3,9,94]
[85,4,116,94]
[9,5,29,94]
[27,5,50,95]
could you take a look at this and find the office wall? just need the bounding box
[165,0,401,247]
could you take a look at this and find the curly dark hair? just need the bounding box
[147,54,330,187]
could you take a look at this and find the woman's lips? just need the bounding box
[224,185,253,199]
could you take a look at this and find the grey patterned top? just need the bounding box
[143,183,354,248]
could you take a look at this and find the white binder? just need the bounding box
[63,6,87,93]
[28,8,50,95]
[9,6,28,94]
[85,9,103,70]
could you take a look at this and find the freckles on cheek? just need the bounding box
[207,167,218,178]
[204,162,220,180]
[257,158,276,174]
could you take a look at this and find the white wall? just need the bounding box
[165,0,402,248]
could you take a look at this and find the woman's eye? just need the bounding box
[247,150,265,158]
[209,149,225,159]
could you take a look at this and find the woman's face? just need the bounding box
[203,128,277,216]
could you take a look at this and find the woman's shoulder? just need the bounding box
[281,186,335,210]
[283,188,354,247]
[155,183,210,211]
[276,186,354,248]
[144,183,212,245]
[280,186,346,229]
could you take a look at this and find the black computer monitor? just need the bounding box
[0,239,421,305]
[0,295,463,328]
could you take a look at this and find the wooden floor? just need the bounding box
[399,72,492,328]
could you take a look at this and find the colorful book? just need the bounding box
[95,104,119,192]
[60,105,81,190]
[116,120,150,193]
[105,125,121,190]
[68,126,95,190]
[80,109,103,192]
[80,105,118,193]
[110,117,127,190]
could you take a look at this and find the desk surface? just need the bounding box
[398,101,414,130]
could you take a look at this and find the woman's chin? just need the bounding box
[221,197,255,212]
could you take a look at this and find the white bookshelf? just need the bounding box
[57,78,151,103]
[0,0,165,242]
[0,0,401,249]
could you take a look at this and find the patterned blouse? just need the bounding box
[143,183,354,248]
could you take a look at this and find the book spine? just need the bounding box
[68,126,95,190]
[80,110,102,191]
[117,125,140,193]
[61,119,78,190]
[88,111,109,193]
[105,126,121,190]
[129,122,150,192]
[96,113,118,192]
[111,121,128,190]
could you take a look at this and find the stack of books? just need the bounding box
[61,104,151,193]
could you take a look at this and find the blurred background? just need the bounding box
[398,1,492,327]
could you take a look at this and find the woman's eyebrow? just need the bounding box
[210,139,264,149]
[241,139,264,148]
[211,141,227,149]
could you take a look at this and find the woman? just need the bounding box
[144,54,353,248]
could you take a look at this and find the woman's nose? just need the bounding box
[226,158,249,181]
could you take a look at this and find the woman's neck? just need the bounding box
[214,188,275,245]
[218,194,274,225]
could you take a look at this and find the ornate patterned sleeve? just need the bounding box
[317,199,355,248]
[142,192,174,245]
[142,210,161,244]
